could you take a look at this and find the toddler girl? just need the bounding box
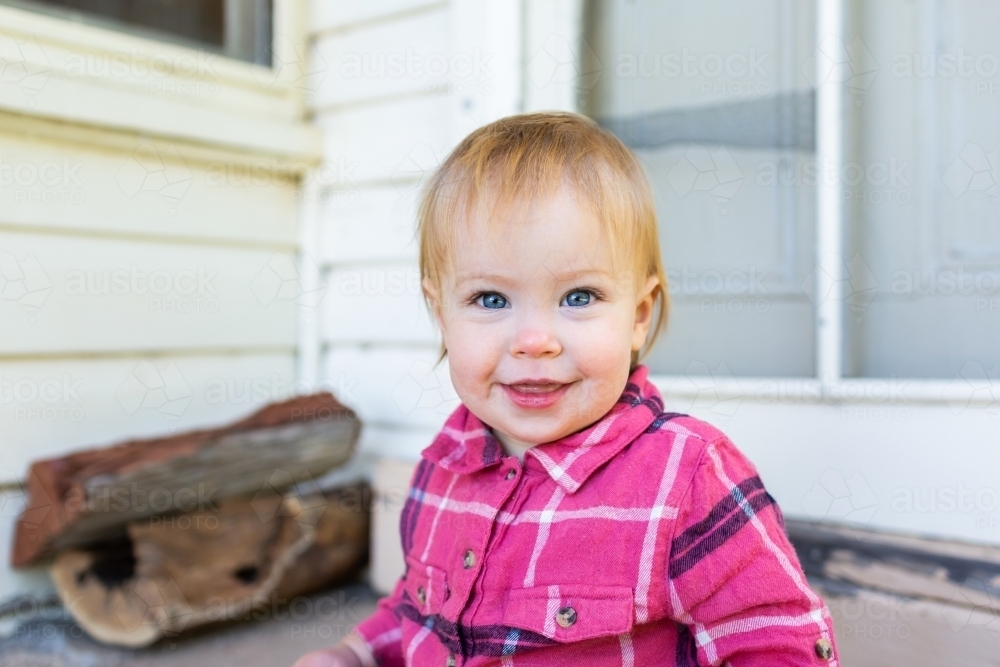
[294,112,838,666]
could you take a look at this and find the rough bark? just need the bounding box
[13,393,359,567]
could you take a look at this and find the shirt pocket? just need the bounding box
[403,554,449,617]
[502,584,634,643]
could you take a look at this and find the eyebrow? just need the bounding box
[454,268,614,287]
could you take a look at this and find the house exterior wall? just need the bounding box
[0,1,319,606]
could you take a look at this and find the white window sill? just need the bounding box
[0,4,321,165]
[650,374,1000,406]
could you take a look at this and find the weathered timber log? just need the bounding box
[50,484,370,647]
[13,393,360,567]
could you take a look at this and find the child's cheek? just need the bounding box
[570,316,631,356]
[446,320,502,375]
[584,373,630,407]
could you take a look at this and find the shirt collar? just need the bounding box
[420,365,667,493]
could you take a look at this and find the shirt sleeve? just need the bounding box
[353,576,405,667]
[666,436,839,666]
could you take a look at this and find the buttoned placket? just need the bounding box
[447,456,525,664]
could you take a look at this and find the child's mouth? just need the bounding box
[501,382,571,409]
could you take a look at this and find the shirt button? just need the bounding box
[445,653,456,667]
[814,638,834,660]
[505,469,516,480]
[463,550,476,569]
[416,586,426,604]
[555,606,577,628]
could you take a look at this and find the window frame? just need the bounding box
[618,0,999,409]
[0,0,318,162]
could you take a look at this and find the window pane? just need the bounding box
[3,0,272,65]
[584,0,817,377]
[843,0,1000,379]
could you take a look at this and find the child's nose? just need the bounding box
[509,323,562,358]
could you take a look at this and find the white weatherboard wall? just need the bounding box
[0,1,320,605]
[307,0,525,468]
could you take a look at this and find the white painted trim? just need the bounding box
[650,374,999,406]
[0,4,276,86]
[297,169,322,387]
[449,0,522,137]
[0,109,316,174]
[308,1,448,40]
[521,0,585,113]
[0,2,321,161]
[815,0,846,389]
[271,0,307,116]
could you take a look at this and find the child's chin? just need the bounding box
[499,417,576,444]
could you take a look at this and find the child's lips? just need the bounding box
[501,382,571,408]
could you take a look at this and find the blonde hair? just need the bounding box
[418,111,669,371]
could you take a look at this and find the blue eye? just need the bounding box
[478,292,508,309]
[563,290,592,307]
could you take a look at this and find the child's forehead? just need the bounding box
[450,201,607,266]
[454,186,603,243]
[443,222,635,296]
[432,181,638,291]
[467,181,592,222]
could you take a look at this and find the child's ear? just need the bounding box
[631,275,660,352]
[422,276,445,331]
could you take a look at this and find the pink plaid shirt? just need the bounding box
[355,365,838,666]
